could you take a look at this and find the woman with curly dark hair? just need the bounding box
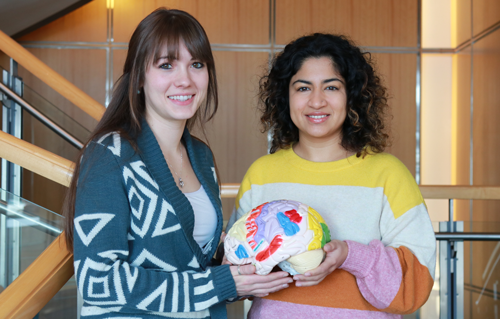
[226,33,436,318]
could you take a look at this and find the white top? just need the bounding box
[184,185,217,249]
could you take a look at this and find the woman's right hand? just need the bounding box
[230,264,292,297]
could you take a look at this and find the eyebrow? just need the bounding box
[157,56,176,61]
[292,78,344,85]
[157,56,198,62]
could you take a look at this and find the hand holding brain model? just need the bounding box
[225,200,331,275]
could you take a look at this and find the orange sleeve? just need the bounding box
[383,246,435,314]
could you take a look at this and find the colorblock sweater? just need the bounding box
[73,122,237,318]
[227,147,436,318]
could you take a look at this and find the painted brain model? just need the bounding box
[225,200,331,275]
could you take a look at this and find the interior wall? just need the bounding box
[450,2,500,317]
[469,32,500,317]
[472,29,500,223]
[112,0,270,44]
[452,4,500,224]
[275,0,418,47]
[452,48,472,220]
[455,0,472,46]
[13,0,420,222]
[372,53,417,175]
[472,0,500,36]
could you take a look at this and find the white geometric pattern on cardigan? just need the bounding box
[153,199,181,238]
[97,132,121,157]
[123,160,182,239]
[77,258,126,306]
[74,213,115,247]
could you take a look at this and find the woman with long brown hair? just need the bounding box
[63,8,291,319]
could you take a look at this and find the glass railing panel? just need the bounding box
[0,64,90,144]
[21,82,90,144]
[403,221,441,319]
[0,187,77,318]
[0,187,62,291]
[463,221,500,319]
[1,63,81,229]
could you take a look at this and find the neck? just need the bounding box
[145,112,186,156]
[293,135,354,162]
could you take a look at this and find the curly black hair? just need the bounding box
[259,33,389,156]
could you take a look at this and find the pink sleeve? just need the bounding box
[339,239,402,309]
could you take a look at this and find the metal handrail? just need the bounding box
[0,82,83,149]
[435,232,500,241]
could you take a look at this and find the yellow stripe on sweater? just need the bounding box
[236,148,425,219]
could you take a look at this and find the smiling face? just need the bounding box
[289,56,347,145]
[143,41,209,127]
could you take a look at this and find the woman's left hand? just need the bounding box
[293,239,349,287]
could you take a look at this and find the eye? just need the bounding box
[192,62,205,69]
[326,86,338,91]
[297,87,310,92]
[159,63,172,69]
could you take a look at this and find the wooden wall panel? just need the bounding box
[372,53,417,175]
[453,50,472,221]
[112,49,128,88]
[0,50,9,69]
[113,0,269,44]
[17,0,107,43]
[473,0,500,36]
[202,51,269,220]
[472,29,500,223]
[276,0,418,47]
[17,48,103,132]
[455,0,471,46]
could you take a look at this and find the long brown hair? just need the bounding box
[62,8,218,250]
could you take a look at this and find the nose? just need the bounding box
[174,66,192,88]
[308,90,327,109]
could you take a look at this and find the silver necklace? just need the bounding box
[167,148,184,188]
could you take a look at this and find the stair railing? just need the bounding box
[0,29,105,121]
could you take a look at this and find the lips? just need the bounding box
[306,114,330,123]
[307,115,328,119]
[168,94,193,102]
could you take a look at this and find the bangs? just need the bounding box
[150,13,212,65]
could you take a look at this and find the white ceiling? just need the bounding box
[0,0,89,38]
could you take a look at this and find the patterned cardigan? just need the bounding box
[73,121,237,318]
